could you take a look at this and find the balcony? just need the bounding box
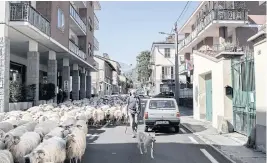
[9,3,51,36]
[198,43,245,58]
[94,13,99,30]
[161,74,174,80]
[178,9,248,52]
[94,36,99,51]
[72,1,86,8]
[69,40,86,60]
[69,4,86,35]
[93,1,101,10]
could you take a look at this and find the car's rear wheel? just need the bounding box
[144,126,149,132]
[174,126,180,133]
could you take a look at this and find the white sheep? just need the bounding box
[8,131,41,163]
[0,122,14,133]
[75,120,88,136]
[4,122,37,149]
[0,140,5,150]
[24,136,66,163]
[43,127,64,140]
[34,120,58,138]
[0,150,14,163]
[65,127,86,163]
[60,117,76,129]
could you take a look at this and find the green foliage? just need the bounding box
[26,84,36,102]
[9,81,23,102]
[39,83,56,101]
[136,50,152,84]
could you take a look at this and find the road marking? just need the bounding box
[200,149,219,163]
[180,128,186,133]
[189,136,199,144]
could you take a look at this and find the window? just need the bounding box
[57,8,65,30]
[162,66,173,79]
[164,48,170,58]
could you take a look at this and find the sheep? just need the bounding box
[24,136,66,163]
[114,109,123,125]
[0,113,5,122]
[0,122,14,133]
[8,132,41,163]
[0,129,5,140]
[0,140,5,150]
[0,150,14,163]
[34,120,58,139]
[4,122,37,149]
[59,117,76,129]
[43,127,65,140]
[75,120,88,136]
[65,127,86,163]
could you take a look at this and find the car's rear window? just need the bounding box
[149,100,176,110]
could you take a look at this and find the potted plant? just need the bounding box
[9,81,23,111]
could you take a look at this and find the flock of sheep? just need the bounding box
[0,96,129,163]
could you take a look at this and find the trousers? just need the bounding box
[129,113,138,135]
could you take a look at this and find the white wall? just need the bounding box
[193,52,233,128]
[253,37,267,150]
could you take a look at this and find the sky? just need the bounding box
[94,1,200,68]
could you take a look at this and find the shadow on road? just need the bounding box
[82,142,234,163]
[87,128,106,144]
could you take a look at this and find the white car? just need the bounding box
[143,98,180,133]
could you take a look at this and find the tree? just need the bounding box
[136,50,152,84]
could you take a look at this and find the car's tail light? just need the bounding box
[144,112,148,119]
[176,112,180,118]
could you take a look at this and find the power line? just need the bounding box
[169,1,190,34]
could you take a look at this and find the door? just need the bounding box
[205,74,212,121]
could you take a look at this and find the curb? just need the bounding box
[181,123,236,163]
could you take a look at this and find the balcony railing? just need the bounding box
[9,3,51,36]
[94,13,99,30]
[69,4,86,33]
[179,63,187,73]
[69,40,86,60]
[198,43,245,57]
[161,74,174,80]
[178,9,248,51]
[94,36,99,51]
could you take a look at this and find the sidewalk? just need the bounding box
[179,108,266,163]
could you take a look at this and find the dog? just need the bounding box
[137,131,156,159]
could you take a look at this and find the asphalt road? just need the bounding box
[82,122,232,163]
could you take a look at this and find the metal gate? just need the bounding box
[231,51,256,136]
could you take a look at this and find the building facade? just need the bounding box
[149,41,187,95]
[91,55,116,96]
[177,1,265,134]
[248,23,266,152]
[0,1,101,112]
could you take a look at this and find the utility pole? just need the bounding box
[174,22,180,105]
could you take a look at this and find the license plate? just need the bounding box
[155,121,169,125]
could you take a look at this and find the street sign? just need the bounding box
[64,80,68,92]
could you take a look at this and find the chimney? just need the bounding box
[166,35,175,43]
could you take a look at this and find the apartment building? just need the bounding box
[0,1,101,112]
[177,1,265,135]
[91,54,117,96]
[149,40,187,95]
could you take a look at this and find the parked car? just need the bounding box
[143,98,180,133]
[153,91,174,98]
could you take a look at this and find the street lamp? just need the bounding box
[159,28,180,104]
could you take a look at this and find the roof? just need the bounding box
[247,24,266,42]
[94,54,121,68]
[94,55,116,71]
